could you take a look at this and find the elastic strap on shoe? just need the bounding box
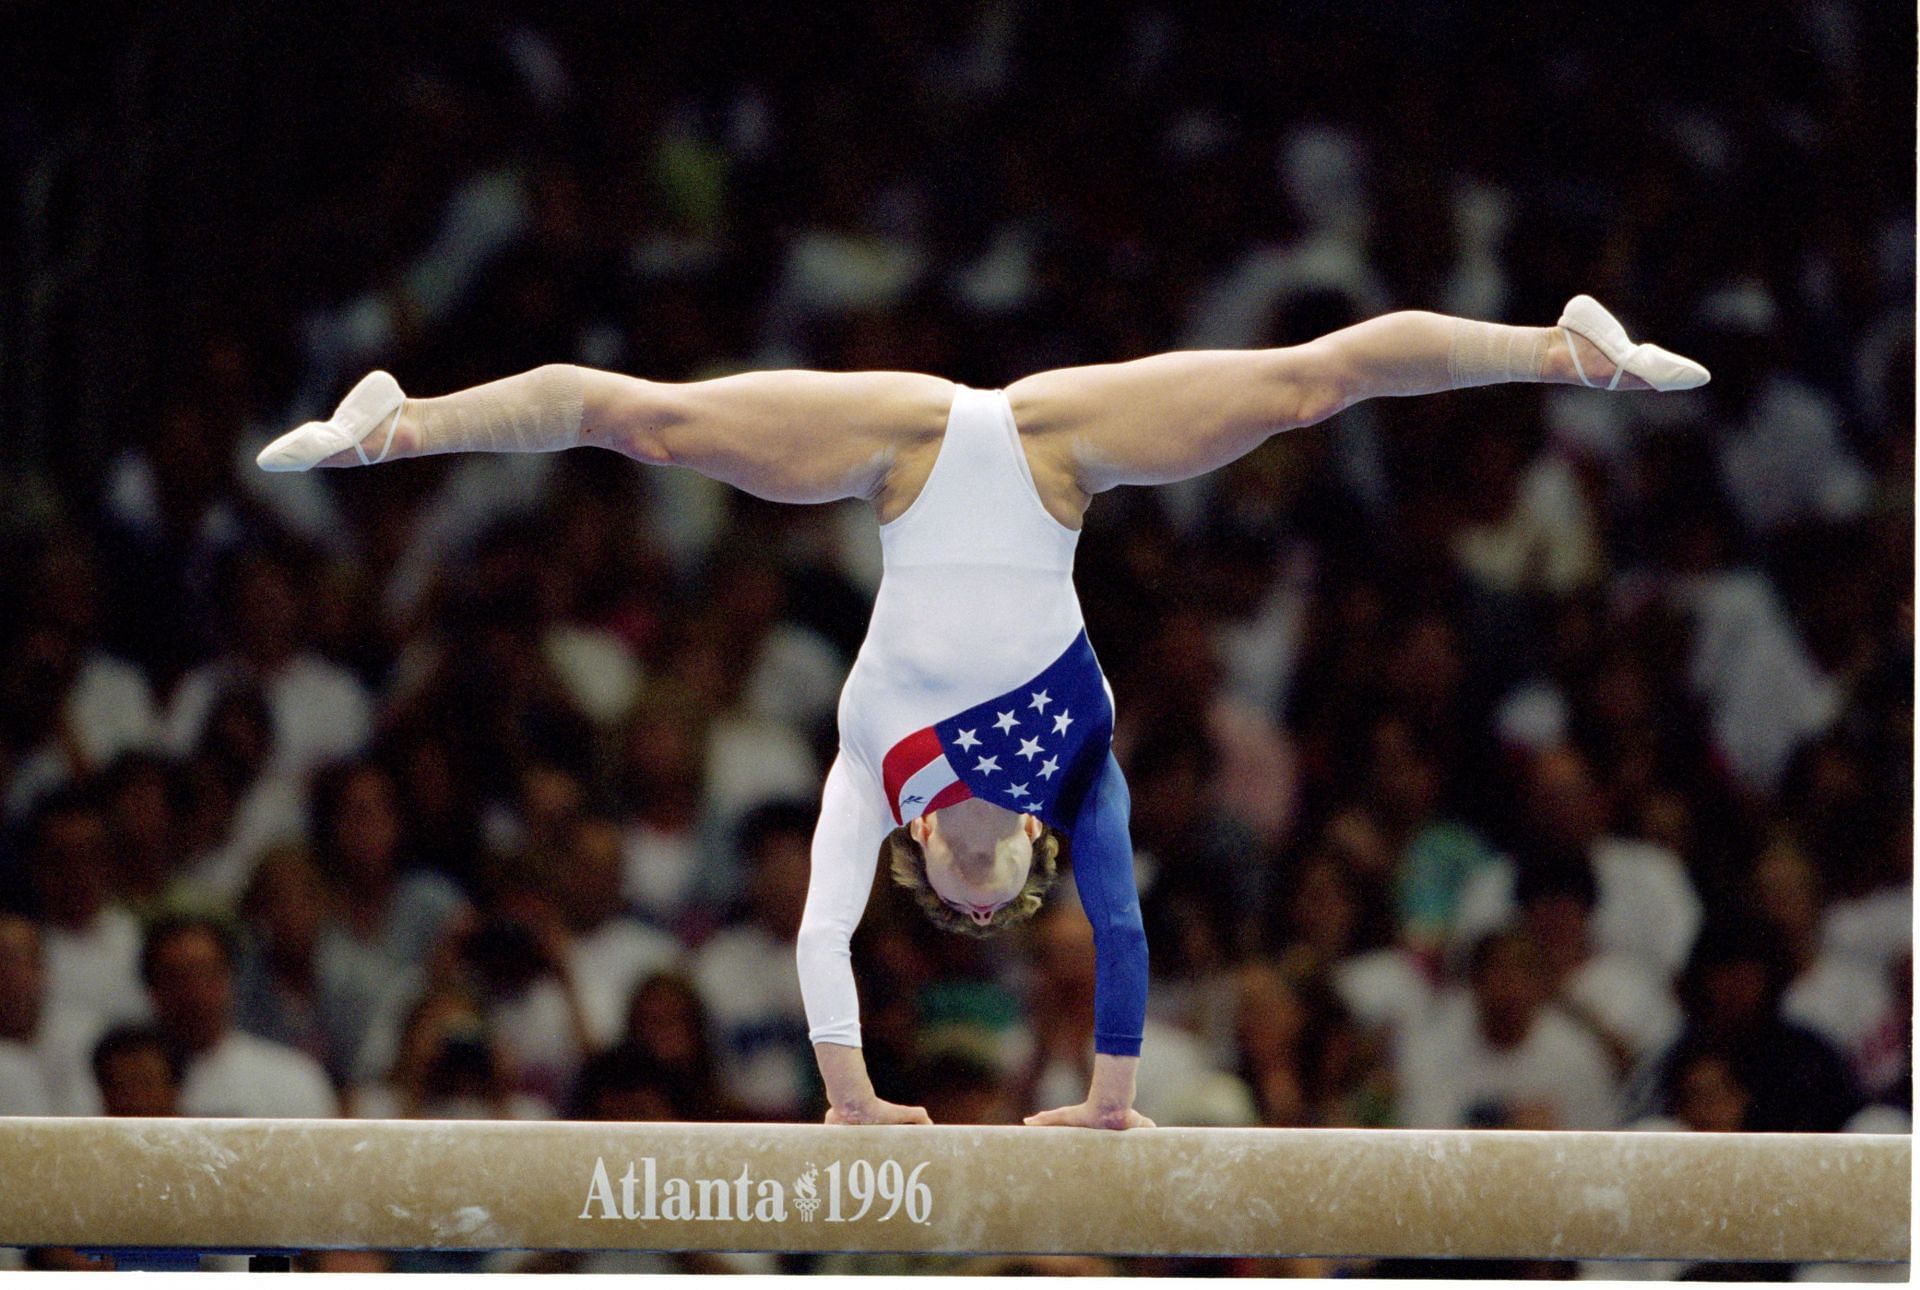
[1562,326,1597,388]
[358,402,404,465]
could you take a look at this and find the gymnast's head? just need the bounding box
[887,798,1061,936]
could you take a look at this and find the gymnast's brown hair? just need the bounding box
[884,822,1064,937]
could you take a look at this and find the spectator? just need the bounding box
[1021,900,1217,1127]
[540,814,681,1048]
[233,844,396,1087]
[1639,919,1860,1133]
[1274,839,1429,1046]
[18,788,146,1022]
[689,800,819,1117]
[310,757,469,980]
[0,912,104,1114]
[1128,721,1268,979]
[92,1024,183,1117]
[618,971,737,1121]
[1451,745,1701,985]
[140,914,337,1118]
[1397,928,1618,1130]
[1751,837,1895,1069]
[1513,855,1683,1075]
[169,682,306,908]
[98,752,188,914]
[161,549,372,780]
[615,686,721,931]
[353,983,549,1122]
[375,724,487,891]
[0,539,160,820]
[446,903,594,1109]
[1232,960,1380,1128]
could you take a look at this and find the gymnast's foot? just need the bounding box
[257,370,410,472]
[1544,296,1710,392]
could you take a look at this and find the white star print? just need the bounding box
[953,728,981,751]
[992,710,1019,734]
[1010,782,1030,797]
[1016,737,1044,761]
[1052,710,1073,736]
[1037,756,1059,780]
[1029,690,1052,713]
[974,755,1000,775]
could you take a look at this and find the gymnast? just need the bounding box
[258,296,1706,1131]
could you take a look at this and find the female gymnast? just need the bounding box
[258,297,1706,1131]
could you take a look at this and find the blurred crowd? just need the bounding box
[1,0,1912,1278]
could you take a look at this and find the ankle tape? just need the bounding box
[413,364,586,456]
[1447,320,1550,389]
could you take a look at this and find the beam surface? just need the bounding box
[0,1118,1905,1261]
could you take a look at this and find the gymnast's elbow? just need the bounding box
[1089,912,1148,959]
[795,921,852,963]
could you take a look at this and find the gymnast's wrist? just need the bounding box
[1087,1053,1140,1112]
[813,1041,876,1111]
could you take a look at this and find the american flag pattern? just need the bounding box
[881,630,1111,827]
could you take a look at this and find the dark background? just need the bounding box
[0,1,1912,1277]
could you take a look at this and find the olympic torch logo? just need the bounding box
[792,1165,821,1222]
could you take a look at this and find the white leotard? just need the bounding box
[797,385,1121,1049]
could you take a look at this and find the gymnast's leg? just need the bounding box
[1004,296,1709,494]
[256,363,954,508]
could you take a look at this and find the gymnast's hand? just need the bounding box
[824,1097,934,1126]
[1024,1053,1151,1129]
[1023,1101,1156,1131]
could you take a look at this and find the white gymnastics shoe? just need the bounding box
[256,370,405,472]
[1558,295,1710,391]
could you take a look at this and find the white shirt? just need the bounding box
[1563,952,1684,1060]
[180,1030,338,1118]
[568,918,683,1048]
[1453,454,1603,595]
[1819,885,1911,971]
[2,653,160,819]
[1451,837,1701,983]
[0,1045,51,1116]
[4,1005,108,1116]
[1783,955,1893,1057]
[620,822,703,924]
[1397,989,1619,1130]
[691,923,811,1116]
[543,626,643,728]
[1333,947,1434,1036]
[65,651,161,765]
[485,980,585,1109]
[703,714,819,838]
[174,772,308,909]
[1679,569,1840,795]
[742,623,847,731]
[42,907,147,1023]
[163,654,372,779]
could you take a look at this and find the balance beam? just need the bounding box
[0,1118,1905,1262]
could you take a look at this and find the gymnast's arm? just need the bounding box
[1025,754,1155,1131]
[260,362,955,506]
[798,752,932,1126]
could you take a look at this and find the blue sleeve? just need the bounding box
[1066,753,1148,1057]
